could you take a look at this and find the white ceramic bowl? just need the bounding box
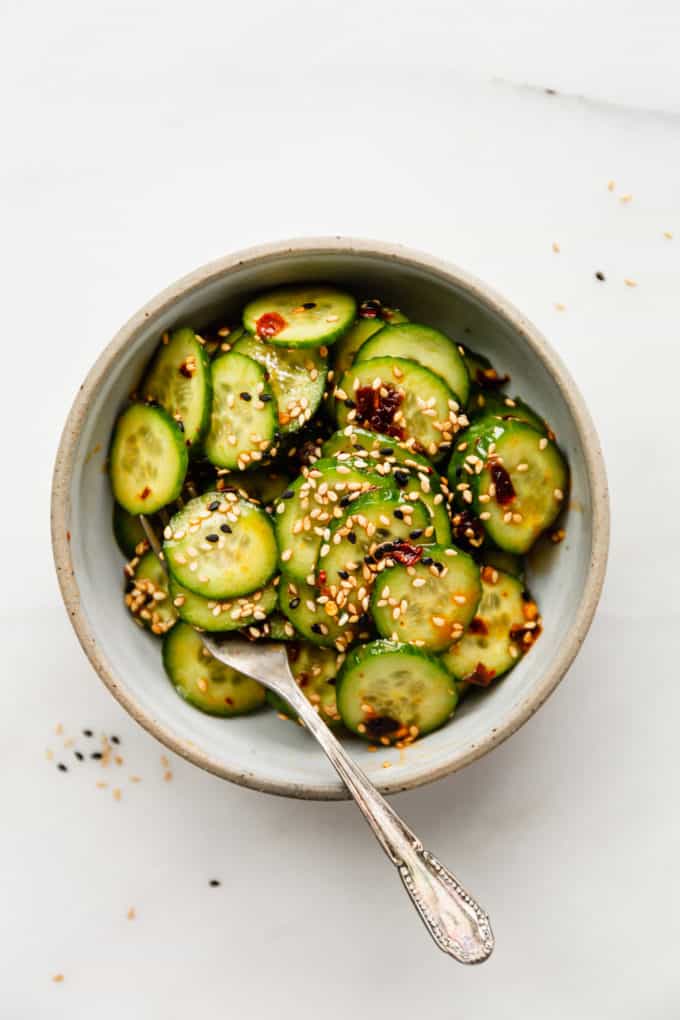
[52,238,609,799]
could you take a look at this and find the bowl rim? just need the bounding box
[51,236,610,800]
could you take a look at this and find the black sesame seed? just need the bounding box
[409,529,423,539]
[394,471,409,488]
[282,490,295,500]
[595,271,606,281]
[83,729,93,737]
[57,763,68,772]
[208,500,220,511]
[209,879,221,887]
[176,420,185,432]
[239,392,252,402]
[339,496,351,507]
[311,623,323,634]
[74,751,84,761]
[91,751,103,760]
[220,523,232,534]
[364,554,375,565]
[206,534,219,543]
[344,399,356,409]
[379,447,393,457]
[347,532,357,544]
[260,393,273,402]
[393,509,404,520]
[302,302,316,309]
[337,570,349,580]
[434,561,444,571]
[422,556,434,566]
[289,597,300,609]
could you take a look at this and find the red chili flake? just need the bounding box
[465,663,497,687]
[359,298,382,319]
[256,311,287,339]
[317,570,327,587]
[66,531,71,542]
[140,486,151,501]
[468,617,489,636]
[510,620,543,648]
[490,462,516,505]
[179,361,194,379]
[451,511,485,551]
[355,385,405,439]
[386,541,423,567]
[225,696,234,706]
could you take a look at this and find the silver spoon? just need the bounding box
[140,515,494,964]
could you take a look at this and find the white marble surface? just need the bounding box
[2,2,680,1016]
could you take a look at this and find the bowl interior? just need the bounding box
[58,246,603,798]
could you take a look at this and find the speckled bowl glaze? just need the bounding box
[51,238,609,800]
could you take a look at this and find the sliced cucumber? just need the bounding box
[460,345,509,391]
[337,640,457,742]
[321,433,452,544]
[236,468,292,510]
[279,572,366,651]
[317,490,432,590]
[113,502,149,558]
[370,544,481,652]
[163,622,266,716]
[273,457,395,583]
[243,284,356,348]
[140,327,212,450]
[204,352,277,470]
[124,550,177,636]
[448,419,568,554]
[110,403,188,515]
[267,643,343,727]
[163,490,278,599]
[469,390,549,434]
[331,304,408,389]
[442,569,540,685]
[232,332,327,434]
[335,357,466,460]
[356,323,470,406]
[169,577,278,632]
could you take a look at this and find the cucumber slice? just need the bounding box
[124,550,177,636]
[169,577,278,632]
[337,640,457,742]
[335,357,466,460]
[266,643,343,727]
[442,569,540,685]
[232,332,327,434]
[243,284,356,348]
[448,419,568,554]
[370,544,481,652]
[331,304,408,390]
[140,328,212,450]
[273,457,395,584]
[110,403,188,515]
[163,622,266,716]
[460,345,509,391]
[204,352,277,470]
[469,390,549,434]
[113,503,149,558]
[236,468,292,510]
[356,323,470,406]
[482,547,524,579]
[321,432,452,544]
[163,491,278,599]
[317,490,432,591]
[279,572,365,651]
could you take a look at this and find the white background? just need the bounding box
[2,2,680,1017]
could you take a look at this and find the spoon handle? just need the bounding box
[283,684,494,964]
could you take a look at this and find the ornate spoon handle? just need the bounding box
[283,683,494,964]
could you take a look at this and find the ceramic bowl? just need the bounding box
[51,238,609,799]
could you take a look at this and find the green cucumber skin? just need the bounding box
[243,285,357,349]
[356,322,470,406]
[110,403,188,516]
[469,390,549,434]
[113,503,148,558]
[321,427,432,472]
[141,328,213,453]
[336,640,458,739]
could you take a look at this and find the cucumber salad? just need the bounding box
[110,283,568,747]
